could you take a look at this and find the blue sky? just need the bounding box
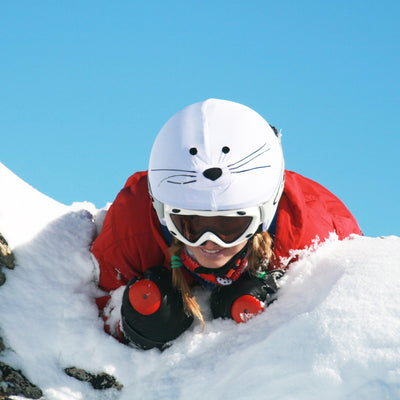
[1,1,399,237]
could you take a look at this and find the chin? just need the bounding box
[197,257,228,270]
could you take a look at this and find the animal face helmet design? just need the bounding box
[148,99,285,234]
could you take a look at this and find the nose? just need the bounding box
[203,168,222,181]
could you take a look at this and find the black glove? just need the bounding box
[121,266,194,350]
[210,270,284,323]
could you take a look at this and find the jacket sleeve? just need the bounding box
[272,170,362,269]
[90,172,170,340]
[91,191,144,291]
[90,190,142,339]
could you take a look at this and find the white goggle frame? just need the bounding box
[163,204,263,248]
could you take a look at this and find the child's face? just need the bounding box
[186,240,248,270]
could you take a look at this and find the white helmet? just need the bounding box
[148,99,285,247]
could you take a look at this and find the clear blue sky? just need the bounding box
[1,1,399,237]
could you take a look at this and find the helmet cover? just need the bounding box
[148,99,284,220]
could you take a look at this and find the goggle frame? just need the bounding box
[164,204,263,248]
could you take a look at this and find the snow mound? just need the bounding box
[0,161,399,400]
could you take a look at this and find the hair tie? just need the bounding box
[171,255,183,269]
[257,270,267,279]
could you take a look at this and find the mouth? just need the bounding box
[201,249,220,254]
[199,246,225,257]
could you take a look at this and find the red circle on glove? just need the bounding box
[231,295,264,323]
[128,279,162,315]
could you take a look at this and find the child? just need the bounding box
[91,99,361,350]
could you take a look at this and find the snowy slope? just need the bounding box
[0,161,399,400]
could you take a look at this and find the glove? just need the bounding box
[210,270,284,323]
[121,266,194,350]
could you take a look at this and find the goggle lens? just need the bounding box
[170,214,253,244]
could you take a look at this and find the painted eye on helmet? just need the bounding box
[222,146,230,154]
[189,148,198,155]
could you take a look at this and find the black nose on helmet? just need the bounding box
[203,168,223,181]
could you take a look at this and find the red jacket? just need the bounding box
[91,170,361,335]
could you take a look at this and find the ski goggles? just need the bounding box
[164,204,263,248]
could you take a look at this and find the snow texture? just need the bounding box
[0,161,399,400]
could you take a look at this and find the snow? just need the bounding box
[0,161,399,400]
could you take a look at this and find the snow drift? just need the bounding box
[0,161,399,400]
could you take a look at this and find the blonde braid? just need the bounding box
[248,231,274,274]
[169,239,205,328]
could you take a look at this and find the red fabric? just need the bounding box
[272,171,362,267]
[91,170,361,336]
[91,171,171,334]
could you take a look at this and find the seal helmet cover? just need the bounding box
[148,99,285,233]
